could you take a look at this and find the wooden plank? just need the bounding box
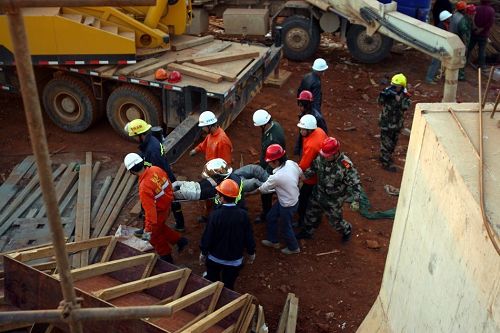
[207,281,224,314]
[96,174,136,238]
[193,51,260,66]
[8,236,113,263]
[36,162,77,218]
[93,268,188,301]
[116,57,159,76]
[92,164,126,234]
[141,254,157,279]
[167,282,223,314]
[193,41,232,57]
[172,268,192,301]
[240,304,256,333]
[171,35,214,51]
[255,305,266,333]
[131,58,176,77]
[183,294,250,333]
[0,155,34,212]
[167,63,222,83]
[276,293,292,333]
[181,62,237,82]
[129,199,141,216]
[100,237,117,263]
[81,163,93,266]
[55,253,155,282]
[220,324,235,333]
[91,176,112,224]
[0,165,66,237]
[174,311,207,333]
[73,164,89,267]
[286,294,299,333]
[234,296,252,333]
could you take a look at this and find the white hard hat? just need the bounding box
[198,111,217,127]
[124,153,143,171]
[253,109,271,126]
[202,158,233,178]
[297,114,317,130]
[312,58,328,72]
[439,10,452,21]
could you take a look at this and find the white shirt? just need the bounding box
[259,160,302,207]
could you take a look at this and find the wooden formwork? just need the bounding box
[1,238,258,333]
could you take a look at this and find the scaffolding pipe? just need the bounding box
[0,0,155,8]
[0,305,174,325]
[6,8,84,333]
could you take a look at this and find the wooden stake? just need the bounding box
[167,63,222,83]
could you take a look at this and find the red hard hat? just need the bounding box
[320,137,340,158]
[216,179,239,198]
[466,4,476,15]
[168,70,182,83]
[265,144,286,162]
[298,90,314,101]
[155,68,168,81]
[456,1,467,11]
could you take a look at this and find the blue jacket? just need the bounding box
[139,133,176,182]
[297,72,322,113]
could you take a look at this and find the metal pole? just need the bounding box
[0,0,155,9]
[0,305,174,325]
[481,66,495,108]
[6,9,83,333]
[442,67,458,102]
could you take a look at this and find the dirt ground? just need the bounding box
[0,40,486,332]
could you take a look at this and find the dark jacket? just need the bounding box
[297,72,322,113]
[260,121,286,172]
[200,173,246,209]
[432,0,453,26]
[139,133,176,182]
[200,205,256,261]
[474,2,495,37]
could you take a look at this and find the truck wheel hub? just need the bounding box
[357,31,382,54]
[286,28,309,50]
[60,96,77,113]
[124,105,142,120]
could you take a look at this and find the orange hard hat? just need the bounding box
[456,1,467,11]
[216,179,240,198]
[265,144,286,162]
[298,90,314,101]
[168,70,182,83]
[320,137,340,158]
[155,68,168,81]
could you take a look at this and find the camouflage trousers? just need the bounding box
[380,129,400,166]
[304,193,351,235]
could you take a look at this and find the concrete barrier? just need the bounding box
[358,103,500,332]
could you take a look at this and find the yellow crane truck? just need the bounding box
[0,1,281,162]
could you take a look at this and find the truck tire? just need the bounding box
[346,24,393,64]
[106,85,161,139]
[42,76,98,132]
[282,15,320,61]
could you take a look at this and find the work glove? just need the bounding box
[142,231,152,241]
[350,201,360,212]
[247,253,256,264]
[199,253,207,266]
[189,149,197,157]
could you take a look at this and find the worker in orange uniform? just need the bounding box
[189,111,233,223]
[296,114,327,227]
[189,111,233,165]
[124,153,188,263]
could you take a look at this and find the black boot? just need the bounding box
[172,201,185,232]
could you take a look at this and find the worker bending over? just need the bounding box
[200,179,256,290]
[124,153,188,263]
[297,58,328,114]
[296,137,361,242]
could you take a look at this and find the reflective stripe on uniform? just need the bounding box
[154,180,170,200]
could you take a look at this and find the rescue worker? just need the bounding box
[254,144,302,255]
[297,58,328,114]
[450,1,472,80]
[189,111,233,222]
[124,119,186,232]
[199,179,256,290]
[296,114,327,227]
[377,73,411,172]
[252,109,286,224]
[189,111,233,165]
[469,0,495,70]
[123,153,188,263]
[296,137,361,242]
[294,90,328,156]
[425,10,452,84]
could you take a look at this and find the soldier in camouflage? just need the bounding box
[296,137,361,242]
[378,73,411,172]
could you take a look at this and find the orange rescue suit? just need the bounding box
[195,127,233,164]
[299,128,327,185]
[139,166,180,256]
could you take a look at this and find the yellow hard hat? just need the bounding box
[391,73,407,88]
[124,119,151,136]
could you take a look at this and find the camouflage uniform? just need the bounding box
[378,87,411,167]
[302,153,362,238]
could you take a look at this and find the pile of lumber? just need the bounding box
[0,154,136,267]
